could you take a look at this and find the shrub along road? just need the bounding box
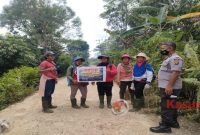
[0,78,199,135]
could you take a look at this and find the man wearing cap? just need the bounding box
[67,56,89,109]
[96,55,117,109]
[129,52,154,112]
[117,54,133,103]
[150,42,183,133]
[39,51,58,113]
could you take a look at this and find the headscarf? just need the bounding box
[121,63,132,73]
[133,62,153,77]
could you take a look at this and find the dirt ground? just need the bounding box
[0,78,200,135]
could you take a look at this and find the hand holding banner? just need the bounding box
[77,66,106,82]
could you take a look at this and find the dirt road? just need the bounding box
[0,78,200,135]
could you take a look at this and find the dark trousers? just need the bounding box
[97,82,113,96]
[133,81,146,98]
[119,81,132,99]
[160,88,181,125]
[42,79,56,101]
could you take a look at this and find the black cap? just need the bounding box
[97,55,109,59]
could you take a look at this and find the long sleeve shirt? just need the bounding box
[117,63,132,82]
[106,64,117,82]
[133,63,153,83]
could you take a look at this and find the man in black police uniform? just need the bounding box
[150,42,183,133]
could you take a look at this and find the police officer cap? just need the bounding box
[160,42,176,49]
[74,56,85,62]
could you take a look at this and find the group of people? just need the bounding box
[65,52,154,111]
[39,42,184,134]
[67,54,117,109]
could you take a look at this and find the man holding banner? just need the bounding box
[67,56,89,109]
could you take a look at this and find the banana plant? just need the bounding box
[167,2,200,23]
[184,43,200,69]
[167,12,200,22]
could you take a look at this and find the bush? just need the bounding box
[142,79,200,123]
[0,34,38,75]
[181,78,200,103]
[57,53,71,77]
[0,66,39,110]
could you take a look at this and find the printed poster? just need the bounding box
[77,66,106,82]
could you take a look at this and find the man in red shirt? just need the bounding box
[39,51,58,113]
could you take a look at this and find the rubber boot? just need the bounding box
[71,98,81,109]
[99,95,104,109]
[107,96,112,109]
[130,92,134,105]
[48,97,57,109]
[119,92,124,99]
[80,98,89,108]
[129,98,140,112]
[138,98,145,109]
[42,98,53,113]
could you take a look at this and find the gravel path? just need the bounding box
[0,78,199,135]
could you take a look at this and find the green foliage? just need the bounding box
[182,78,200,101]
[66,40,89,62]
[57,53,71,77]
[88,58,99,66]
[188,70,200,81]
[0,34,37,75]
[184,43,200,69]
[101,0,135,31]
[0,66,39,110]
[99,0,200,122]
[0,0,88,76]
[181,78,200,120]
[0,0,82,53]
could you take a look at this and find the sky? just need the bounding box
[0,0,10,34]
[0,0,108,57]
[67,0,108,57]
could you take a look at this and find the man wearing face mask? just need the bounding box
[150,42,183,133]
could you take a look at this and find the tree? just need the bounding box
[0,0,82,53]
[0,34,37,74]
[100,0,200,51]
[57,53,71,76]
[98,0,200,68]
[100,0,133,31]
[66,40,90,63]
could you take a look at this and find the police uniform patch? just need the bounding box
[173,59,179,65]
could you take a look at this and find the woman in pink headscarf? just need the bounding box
[117,54,133,103]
